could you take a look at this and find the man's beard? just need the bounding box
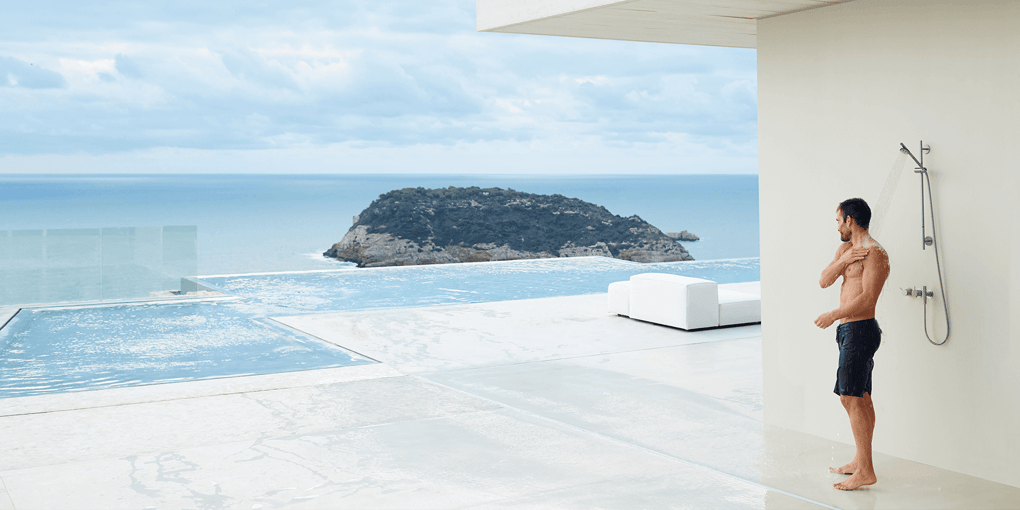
[840,232,850,242]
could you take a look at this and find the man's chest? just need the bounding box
[844,259,865,278]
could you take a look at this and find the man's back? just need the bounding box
[839,236,890,324]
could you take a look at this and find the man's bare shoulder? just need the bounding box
[862,237,888,258]
[836,242,852,254]
[863,237,891,270]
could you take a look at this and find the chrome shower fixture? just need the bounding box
[899,142,930,174]
[899,140,949,345]
[899,142,933,248]
[903,285,934,301]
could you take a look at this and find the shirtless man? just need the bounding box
[815,197,890,491]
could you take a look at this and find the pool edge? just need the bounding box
[0,363,405,418]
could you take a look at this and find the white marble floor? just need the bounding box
[1,294,1017,509]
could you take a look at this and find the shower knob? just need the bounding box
[902,287,932,298]
[924,236,933,246]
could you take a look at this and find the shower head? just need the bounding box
[899,142,925,171]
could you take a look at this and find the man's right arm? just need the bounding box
[819,244,850,288]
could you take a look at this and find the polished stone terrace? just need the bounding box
[2,294,1018,509]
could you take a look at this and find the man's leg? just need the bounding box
[830,396,858,474]
[834,392,877,490]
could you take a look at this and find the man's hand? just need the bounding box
[839,246,869,266]
[815,311,837,329]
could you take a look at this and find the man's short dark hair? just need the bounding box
[839,198,871,230]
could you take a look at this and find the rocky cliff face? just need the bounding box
[324,186,694,267]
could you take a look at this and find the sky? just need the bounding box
[0,0,758,175]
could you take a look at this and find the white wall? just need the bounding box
[758,0,1020,488]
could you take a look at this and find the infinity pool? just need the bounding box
[196,257,761,314]
[1,257,759,398]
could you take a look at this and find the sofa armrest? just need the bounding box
[608,281,630,316]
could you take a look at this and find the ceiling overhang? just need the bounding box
[477,0,855,49]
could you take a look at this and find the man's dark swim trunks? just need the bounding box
[834,318,881,398]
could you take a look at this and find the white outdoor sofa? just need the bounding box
[608,273,760,330]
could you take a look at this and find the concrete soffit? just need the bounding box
[476,0,858,49]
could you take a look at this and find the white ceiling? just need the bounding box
[477,0,856,48]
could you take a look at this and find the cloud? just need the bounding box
[0,56,66,88]
[0,0,758,173]
[114,54,143,79]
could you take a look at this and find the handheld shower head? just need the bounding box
[899,142,926,171]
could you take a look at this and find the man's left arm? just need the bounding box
[814,251,890,328]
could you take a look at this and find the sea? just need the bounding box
[0,174,759,275]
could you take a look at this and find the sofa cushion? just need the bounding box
[718,288,761,326]
[629,273,719,330]
[718,281,760,298]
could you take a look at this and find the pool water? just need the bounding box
[196,257,761,314]
[1,257,759,398]
[0,300,374,398]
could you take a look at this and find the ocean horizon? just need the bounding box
[1,174,759,275]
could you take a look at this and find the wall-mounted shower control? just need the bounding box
[903,286,934,298]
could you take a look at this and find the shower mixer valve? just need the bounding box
[903,286,934,298]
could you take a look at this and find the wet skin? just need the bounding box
[816,208,891,490]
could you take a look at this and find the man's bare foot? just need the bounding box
[834,470,877,490]
[829,461,856,475]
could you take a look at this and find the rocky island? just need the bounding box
[324,186,695,268]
